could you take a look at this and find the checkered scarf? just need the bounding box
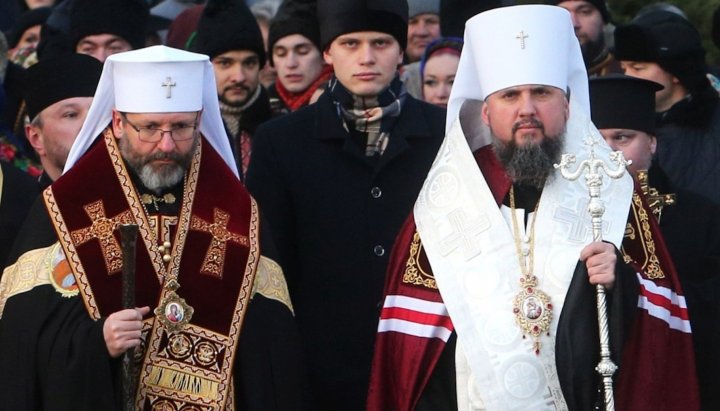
[328,75,406,156]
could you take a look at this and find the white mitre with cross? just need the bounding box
[64,45,238,178]
[413,5,633,410]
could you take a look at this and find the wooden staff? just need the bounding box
[119,224,139,411]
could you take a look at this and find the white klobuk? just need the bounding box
[413,5,633,410]
[64,45,238,178]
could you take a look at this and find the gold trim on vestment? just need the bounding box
[402,232,437,289]
[45,129,256,409]
[622,192,665,279]
[105,128,167,284]
[135,196,260,410]
[252,256,294,313]
[44,189,102,319]
[0,244,56,318]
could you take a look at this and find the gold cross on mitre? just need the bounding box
[190,208,250,278]
[70,200,134,273]
[161,76,176,99]
[516,30,529,49]
[637,170,676,221]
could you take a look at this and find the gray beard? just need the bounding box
[491,128,566,189]
[119,137,198,194]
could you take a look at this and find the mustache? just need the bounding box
[223,84,251,94]
[512,118,545,135]
[148,151,183,163]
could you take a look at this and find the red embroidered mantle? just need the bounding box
[44,130,260,410]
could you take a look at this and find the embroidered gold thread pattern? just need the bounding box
[70,200,133,274]
[632,192,665,279]
[44,188,100,319]
[141,324,231,407]
[136,144,258,411]
[0,245,56,317]
[401,232,437,289]
[623,193,665,279]
[624,222,636,240]
[637,170,676,223]
[190,208,249,278]
[147,365,220,400]
[252,256,294,313]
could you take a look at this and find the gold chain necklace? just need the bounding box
[509,186,554,355]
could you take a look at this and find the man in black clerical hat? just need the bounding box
[590,74,720,411]
[69,0,149,62]
[246,0,446,408]
[191,0,272,180]
[23,53,102,187]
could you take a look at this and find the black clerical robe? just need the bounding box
[0,131,304,411]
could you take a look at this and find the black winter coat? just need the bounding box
[655,89,720,206]
[246,92,446,410]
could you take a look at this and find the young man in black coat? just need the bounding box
[245,0,446,408]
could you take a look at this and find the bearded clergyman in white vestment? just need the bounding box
[366,5,699,411]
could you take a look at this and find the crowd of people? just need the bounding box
[0,0,718,410]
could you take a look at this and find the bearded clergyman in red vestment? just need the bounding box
[0,45,303,411]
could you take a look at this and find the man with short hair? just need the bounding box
[614,10,720,205]
[400,0,442,98]
[246,0,446,408]
[23,53,102,187]
[590,74,720,411]
[69,0,149,62]
[405,0,441,63]
[192,0,272,179]
[266,0,332,115]
[550,0,621,76]
[365,5,699,410]
[0,45,302,410]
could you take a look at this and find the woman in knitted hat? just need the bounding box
[420,36,462,108]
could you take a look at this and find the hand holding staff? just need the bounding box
[554,136,631,411]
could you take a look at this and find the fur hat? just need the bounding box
[69,0,149,50]
[317,0,408,50]
[267,0,320,66]
[191,0,266,66]
[613,10,707,92]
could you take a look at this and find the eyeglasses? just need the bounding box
[121,113,199,143]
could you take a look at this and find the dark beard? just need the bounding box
[219,84,253,107]
[492,129,565,189]
[580,34,607,69]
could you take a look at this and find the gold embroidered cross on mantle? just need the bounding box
[70,200,134,274]
[190,208,249,278]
